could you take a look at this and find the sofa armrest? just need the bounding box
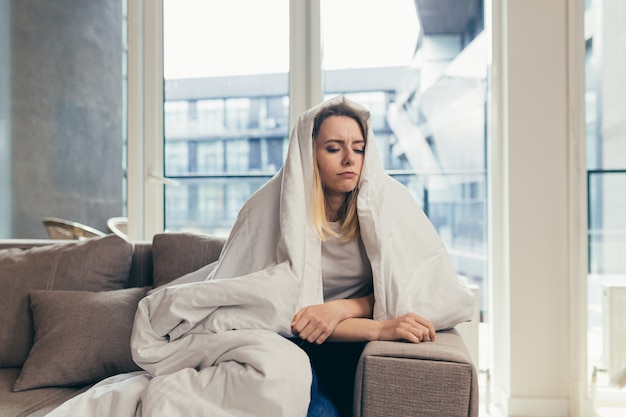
[353,328,478,417]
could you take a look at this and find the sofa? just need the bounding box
[0,233,478,417]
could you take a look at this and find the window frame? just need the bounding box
[126,1,591,414]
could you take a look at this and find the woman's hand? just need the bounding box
[328,313,436,344]
[291,302,343,344]
[291,295,374,344]
[376,313,436,344]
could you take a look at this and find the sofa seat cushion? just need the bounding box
[0,368,89,417]
[0,235,134,368]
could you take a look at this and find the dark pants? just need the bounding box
[308,368,339,417]
[296,340,366,417]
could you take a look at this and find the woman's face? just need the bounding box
[315,115,365,197]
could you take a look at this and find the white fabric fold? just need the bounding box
[131,262,301,375]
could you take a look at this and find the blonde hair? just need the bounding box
[310,103,366,241]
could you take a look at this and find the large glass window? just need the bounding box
[163,0,289,234]
[585,0,626,414]
[162,0,490,403]
[321,0,489,386]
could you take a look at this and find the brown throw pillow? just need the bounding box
[152,232,226,288]
[0,235,133,367]
[13,287,149,391]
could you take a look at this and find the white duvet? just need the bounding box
[46,96,473,417]
[46,264,312,417]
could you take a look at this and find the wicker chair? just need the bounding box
[42,217,107,240]
[106,216,128,240]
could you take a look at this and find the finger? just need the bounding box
[297,324,312,340]
[407,323,432,343]
[306,328,325,344]
[419,325,435,342]
[314,332,329,345]
[291,309,304,327]
[307,320,329,343]
[412,314,433,329]
[422,321,435,341]
[415,323,433,342]
[403,330,421,344]
[409,314,435,341]
[291,316,310,334]
[299,323,322,343]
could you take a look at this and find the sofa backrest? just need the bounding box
[127,242,154,288]
[0,239,154,288]
[0,233,228,290]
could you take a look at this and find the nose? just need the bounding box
[343,150,356,166]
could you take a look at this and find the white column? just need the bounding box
[490,0,588,415]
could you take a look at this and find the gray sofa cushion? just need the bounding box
[152,233,226,288]
[0,235,134,368]
[13,287,149,391]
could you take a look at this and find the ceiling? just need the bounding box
[414,0,483,35]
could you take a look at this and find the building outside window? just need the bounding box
[162,0,490,391]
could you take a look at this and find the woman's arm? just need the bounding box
[291,295,435,344]
[328,314,436,344]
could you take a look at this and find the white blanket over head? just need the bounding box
[210,95,474,330]
[45,95,473,417]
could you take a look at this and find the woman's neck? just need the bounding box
[324,193,345,222]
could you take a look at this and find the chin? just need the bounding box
[325,184,357,195]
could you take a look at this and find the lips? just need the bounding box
[338,172,357,178]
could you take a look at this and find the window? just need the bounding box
[161,0,289,235]
[585,0,626,413]
[160,0,490,398]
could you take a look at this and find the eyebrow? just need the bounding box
[322,139,365,145]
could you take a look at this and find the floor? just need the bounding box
[473,320,626,417]
[595,407,626,417]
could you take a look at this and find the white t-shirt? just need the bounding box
[321,222,373,301]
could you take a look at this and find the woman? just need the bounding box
[208,96,474,416]
[291,100,437,346]
[291,102,439,416]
